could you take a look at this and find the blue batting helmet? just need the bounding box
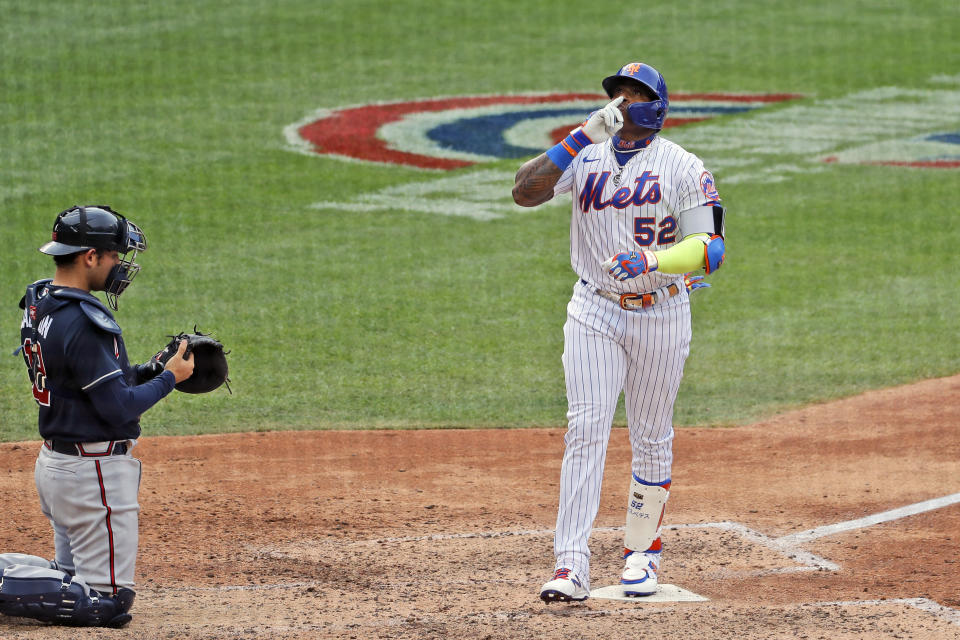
[601,62,669,130]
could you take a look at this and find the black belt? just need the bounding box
[45,440,128,456]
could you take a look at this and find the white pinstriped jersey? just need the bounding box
[553,136,720,292]
[546,132,720,586]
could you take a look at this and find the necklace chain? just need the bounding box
[612,154,633,187]
[610,139,647,187]
[612,166,624,187]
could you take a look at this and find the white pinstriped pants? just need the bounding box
[553,280,691,584]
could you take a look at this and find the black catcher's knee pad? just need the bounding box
[0,565,134,628]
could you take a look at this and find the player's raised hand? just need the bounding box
[581,96,624,143]
[163,339,195,384]
[601,249,658,280]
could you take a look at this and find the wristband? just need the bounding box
[545,128,592,171]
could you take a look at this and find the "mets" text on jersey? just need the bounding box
[578,170,662,214]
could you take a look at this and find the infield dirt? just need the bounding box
[2,375,959,639]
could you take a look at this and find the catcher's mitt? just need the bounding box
[156,327,231,394]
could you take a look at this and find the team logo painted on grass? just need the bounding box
[297,79,960,220]
[284,93,801,170]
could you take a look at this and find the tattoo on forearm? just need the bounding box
[513,154,562,206]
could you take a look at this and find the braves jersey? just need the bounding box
[18,280,172,442]
[554,135,721,292]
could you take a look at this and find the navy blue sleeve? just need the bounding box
[85,370,177,426]
[64,321,126,391]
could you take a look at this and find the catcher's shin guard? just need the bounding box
[0,565,134,628]
[624,475,670,552]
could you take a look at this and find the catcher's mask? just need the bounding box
[39,205,147,310]
[602,62,669,130]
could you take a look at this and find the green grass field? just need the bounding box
[2,0,958,441]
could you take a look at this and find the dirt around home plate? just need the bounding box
[2,375,959,639]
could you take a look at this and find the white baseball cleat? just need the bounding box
[621,550,660,596]
[540,567,589,603]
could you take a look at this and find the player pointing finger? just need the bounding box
[513,62,727,603]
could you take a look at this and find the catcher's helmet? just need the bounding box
[39,205,146,256]
[602,62,669,130]
[39,205,148,310]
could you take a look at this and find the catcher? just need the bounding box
[0,205,228,628]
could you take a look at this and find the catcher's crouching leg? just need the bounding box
[0,565,134,628]
[0,553,61,574]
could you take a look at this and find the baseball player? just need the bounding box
[512,63,726,602]
[0,205,194,627]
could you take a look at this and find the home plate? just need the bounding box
[590,584,708,602]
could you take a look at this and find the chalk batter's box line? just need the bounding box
[665,522,838,574]
[777,491,960,545]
